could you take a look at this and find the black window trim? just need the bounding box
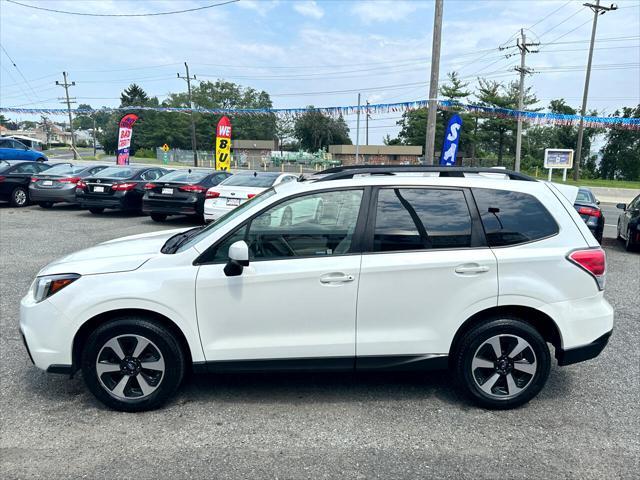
[193,186,373,266]
[470,187,560,249]
[361,185,487,255]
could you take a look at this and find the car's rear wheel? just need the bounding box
[81,317,185,412]
[151,213,167,222]
[39,202,54,209]
[89,207,104,214]
[453,317,550,409]
[10,187,29,207]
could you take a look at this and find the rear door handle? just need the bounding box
[455,264,490,274]
[320,273,355,284]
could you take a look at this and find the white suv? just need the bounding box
[20,166,614,411]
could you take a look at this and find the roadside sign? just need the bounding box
[544,148,574,182]
[161,144,170,152]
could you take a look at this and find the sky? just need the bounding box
[1,0,639,144]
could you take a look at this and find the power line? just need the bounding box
[537,6,588,39]
[5,0,240,17]
[0,44,42,102]
[528,0,574,29]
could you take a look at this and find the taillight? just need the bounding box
[76,180,87,189]
[144,183,157,190]
[31,177,39,183]
[247,193,256,199]
[578,206,601,218]
[0,176,5,182]
[179,184,206,193]
[112,182,137,191]
[59,177,81,184]
[206,190,220,199]
[567,248,606,290]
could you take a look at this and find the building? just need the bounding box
[232,139,275,166]
[328,145,423,165]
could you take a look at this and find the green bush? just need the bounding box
[133,148,156,159]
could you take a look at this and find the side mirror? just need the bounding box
[616,203,627,210]
[224,240,249,277]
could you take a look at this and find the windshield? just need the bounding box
[157,169,209,183]
[221,173,278,188]
[94,167,137,179]
[175,188,276,252]
[41,164,83,175]
[576,189,594,204]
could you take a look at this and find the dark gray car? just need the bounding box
[29,164,109,208]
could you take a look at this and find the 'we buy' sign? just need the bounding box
[215,116,232,171]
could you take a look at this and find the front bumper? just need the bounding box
[556,330,612,366]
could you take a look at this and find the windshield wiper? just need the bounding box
[161,226,204,254]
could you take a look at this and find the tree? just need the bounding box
[120,84,150,106]
[72,104,94,130]
[599,106,640,181]
[293,108,351,151]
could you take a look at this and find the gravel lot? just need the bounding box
[1,202,638,479]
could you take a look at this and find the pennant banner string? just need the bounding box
[1,99,638,129]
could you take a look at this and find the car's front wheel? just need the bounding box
[10,187,29,207]
[81,317,186,412]
[625,227,635,252]
[453,317,551,409]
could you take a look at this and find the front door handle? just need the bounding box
[455,264,490,274]
[320,273,355,284]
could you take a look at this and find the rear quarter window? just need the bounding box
[472,188,559,247]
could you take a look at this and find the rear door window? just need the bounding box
[372,188,473,251]
[472,188,559,247]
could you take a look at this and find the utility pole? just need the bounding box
[178,62,198,167]
[355,93,361,164]
[365,100,370,145]
[513,29,538,172]
[92,115,97,157]
[40,115,51,150]
[424,0,443,165]
[574,0,617,181]
[55,72,77,159]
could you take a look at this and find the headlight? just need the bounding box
[31,274,81,303]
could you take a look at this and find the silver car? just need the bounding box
[29,164,109,208]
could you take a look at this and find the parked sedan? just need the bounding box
[203,171,298,222]
[76,166,169,214]
[617,193,640,251]
[142,168,231,222]
[0,160,56,207]
[573,187,604,243]
[29,164,109,208]
[0,137,48,162]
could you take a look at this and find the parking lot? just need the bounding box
[0,203,638,479]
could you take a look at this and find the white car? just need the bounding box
[20,166,613,411]
[203,171,298,222]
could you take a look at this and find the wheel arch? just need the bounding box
[449,305,562,359]
[71,308,193,374]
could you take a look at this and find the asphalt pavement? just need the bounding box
[0,203,638,479]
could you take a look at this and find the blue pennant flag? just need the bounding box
[440,114,463,166]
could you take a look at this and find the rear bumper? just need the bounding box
[143,198,201,216]
[203,204,233,222]
[78,197,126,209]
[556,330,612,366]
[29,186,77,203]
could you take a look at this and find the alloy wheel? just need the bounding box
[471,334,537,399]
[13,189,27,206]
[96,334,165,401]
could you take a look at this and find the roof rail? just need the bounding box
[313,165,537,182]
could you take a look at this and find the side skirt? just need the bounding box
[193,354,449,374]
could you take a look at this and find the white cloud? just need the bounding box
[237,0,280,16]
[351,0,420,23]
[293,1,324,19]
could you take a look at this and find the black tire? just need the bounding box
[89,207,104,214]
[81,317,186,412]
[453,317,551,409]
[10,187,29,207]
[192,213,205,224]
[625,228,635,252]
[151,213,167,222]
[39,202,54,209]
